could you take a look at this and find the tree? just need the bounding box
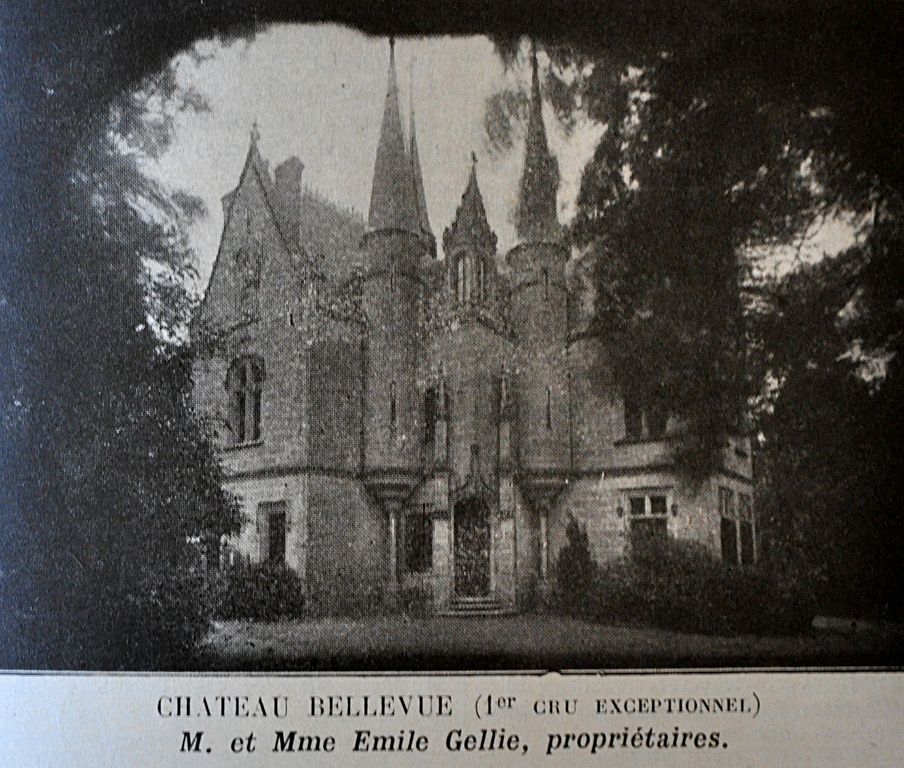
[751,236,904,620]
[0,57,241,668]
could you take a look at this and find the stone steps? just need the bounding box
[438,596,517,618]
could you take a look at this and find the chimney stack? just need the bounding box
[274,156,304,246]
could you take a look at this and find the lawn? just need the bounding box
[200,613,904,671]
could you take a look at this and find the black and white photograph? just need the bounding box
[3,1,904,678]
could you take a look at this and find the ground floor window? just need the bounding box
[719,487,737,564]
[260,501,287,565]
[739,492,755,565]
[720,515,738,564]
[404,508,433,574]
[628,492,669,557]
[720,487,755,565]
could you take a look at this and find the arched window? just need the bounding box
[227,357,264,444]
[389,380,397,430]
[389,255,396,292]
[478,258,486,301]
[545,386,553,430]
[457,256,466,304]
[543,267,550,300]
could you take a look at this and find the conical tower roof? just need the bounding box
[410,104,435,250]
[368,39,420,234]
[444,153,496,253]
[514,43,561,242]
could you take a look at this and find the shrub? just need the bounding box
[337,579,384,619]
[565,539,813,636]
[399,584,433,618]
[554,516,598,612]
[211,561,307,621]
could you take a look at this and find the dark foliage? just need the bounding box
[560,539,813,637]
[337,580,385,619]
[398,584,434,618]
[0,22,241,667]
[751,248,904,622]
[211,562,307,622]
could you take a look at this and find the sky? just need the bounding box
[150,24,602,289]
[147,23,856,293]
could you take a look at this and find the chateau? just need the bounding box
[191,41,755,614]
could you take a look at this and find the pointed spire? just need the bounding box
[443,152,497,253]
[368,38,420,234]
[409,57,435,252]
[514,40,561,242]
[245,119,270,178]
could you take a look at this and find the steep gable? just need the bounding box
[193,142,297,337]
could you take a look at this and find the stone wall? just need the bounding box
[423,321,513,483]
[305,475,385,613]
[548,469,752,574]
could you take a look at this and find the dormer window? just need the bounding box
[624,394,644,440]
[623,392,668,440]
[226,356,264,445]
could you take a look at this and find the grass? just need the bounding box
[200,613,904,671]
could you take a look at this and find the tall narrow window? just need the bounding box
[624,393,643,440]
[260,501,287,565]
[478,259,486,301]
[457,256,466,303]
[449,257,458,300]
[719,487,739,565]
[404,509,433,573]
[424,387,437,458]
[545,387,553,430]
[739,493,755,565]
[389,381,397,430]
[389,256,396,292]
[629,493,669,558]
[227,357,264,445]
[647,402,667,438]
[543,267,550,300]
[463,257,471,302]
[250,364,262,441]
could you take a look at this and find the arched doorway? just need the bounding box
[453,497,491,597]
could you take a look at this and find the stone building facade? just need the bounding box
[191,42,755,614]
